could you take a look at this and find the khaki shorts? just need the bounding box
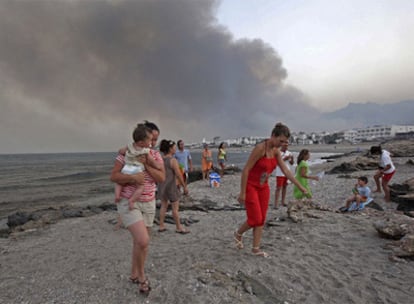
[117,198,156,228]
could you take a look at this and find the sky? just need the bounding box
[217,0,414,109]
[0,0,413,153]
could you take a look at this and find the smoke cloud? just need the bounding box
[0,0,321,153]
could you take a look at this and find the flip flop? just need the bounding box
[252,251,270,258]
[234,231,244,249]
[338,206,348,212]
[176,230,190,234]
[129,277,139,284]
[138,278,151,294]
[158,228,167,232]
[252,247,270,258]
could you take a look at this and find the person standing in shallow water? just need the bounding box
[110,121,165,294]
[234,123,308,258]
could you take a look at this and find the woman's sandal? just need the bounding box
[138,278,151,294]
[129,277,139,284]
[252,247,270,258]
[234,231,244,249]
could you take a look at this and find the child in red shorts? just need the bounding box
[274,143,294,209]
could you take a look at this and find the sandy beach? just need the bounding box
[1,143,414,303]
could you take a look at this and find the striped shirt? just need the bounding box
[116,149,163,202]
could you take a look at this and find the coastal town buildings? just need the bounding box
[191,124,414,148]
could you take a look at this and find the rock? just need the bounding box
[398,234,414,257]
[327,156,378,174]
[388,234,414,260]
[236,271,285,303]
[0,218,10,237]
[373,214,414,239]
[327,163,359,174]
[381,140,414,157]
[62,209,84,218]
[4,202,121,236]
[390,178,414,212]
[7,212,31,227]
[286,199,330,223]
[365,200,384,211]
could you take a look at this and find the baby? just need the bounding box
[115,124,161,210]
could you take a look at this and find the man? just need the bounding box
[274,141,294,209]
[174,139,193,185]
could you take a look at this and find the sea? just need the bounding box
[0,150,336,220]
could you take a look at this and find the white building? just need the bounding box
[355,125,414,141]
[344,129,358,142]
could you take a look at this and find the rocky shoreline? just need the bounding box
[3,140,413,236]
[1,140,414,303]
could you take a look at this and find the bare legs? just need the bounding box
[219,163,225,178]
[373,170,382,193]
[373,170,391,202]
[158,200,168,231]
[235,222,266,256]
[345,194,361,209]
[202,169,210,180]
[274,188,281,208]
[382,179,391,202]
[274,186,287,208]
[159,200,188,232]
[128,220,150,283]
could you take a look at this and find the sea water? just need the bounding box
[0,150,336,219]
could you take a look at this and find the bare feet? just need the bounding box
[373,189,382,193]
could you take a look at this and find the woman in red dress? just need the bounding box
[234,123,307,257]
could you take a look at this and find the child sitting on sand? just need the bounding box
[341,176,371,212]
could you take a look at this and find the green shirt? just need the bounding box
[293,160,312,199]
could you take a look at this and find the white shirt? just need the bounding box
[380,150,395,174]
[275,150,293,177]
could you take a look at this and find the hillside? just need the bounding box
[321,100,414,126]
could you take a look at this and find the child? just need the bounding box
[343,176,371,211]
[274,142,294,208]
[114,124,162,210]
[293,149,319,199]
[370,145,395,202]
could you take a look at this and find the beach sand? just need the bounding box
[1,151,414,303]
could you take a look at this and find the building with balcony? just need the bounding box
[354,125,414,141]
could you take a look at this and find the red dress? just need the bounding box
[245,151,277,227]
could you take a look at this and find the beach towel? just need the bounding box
[344,197,374,212]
